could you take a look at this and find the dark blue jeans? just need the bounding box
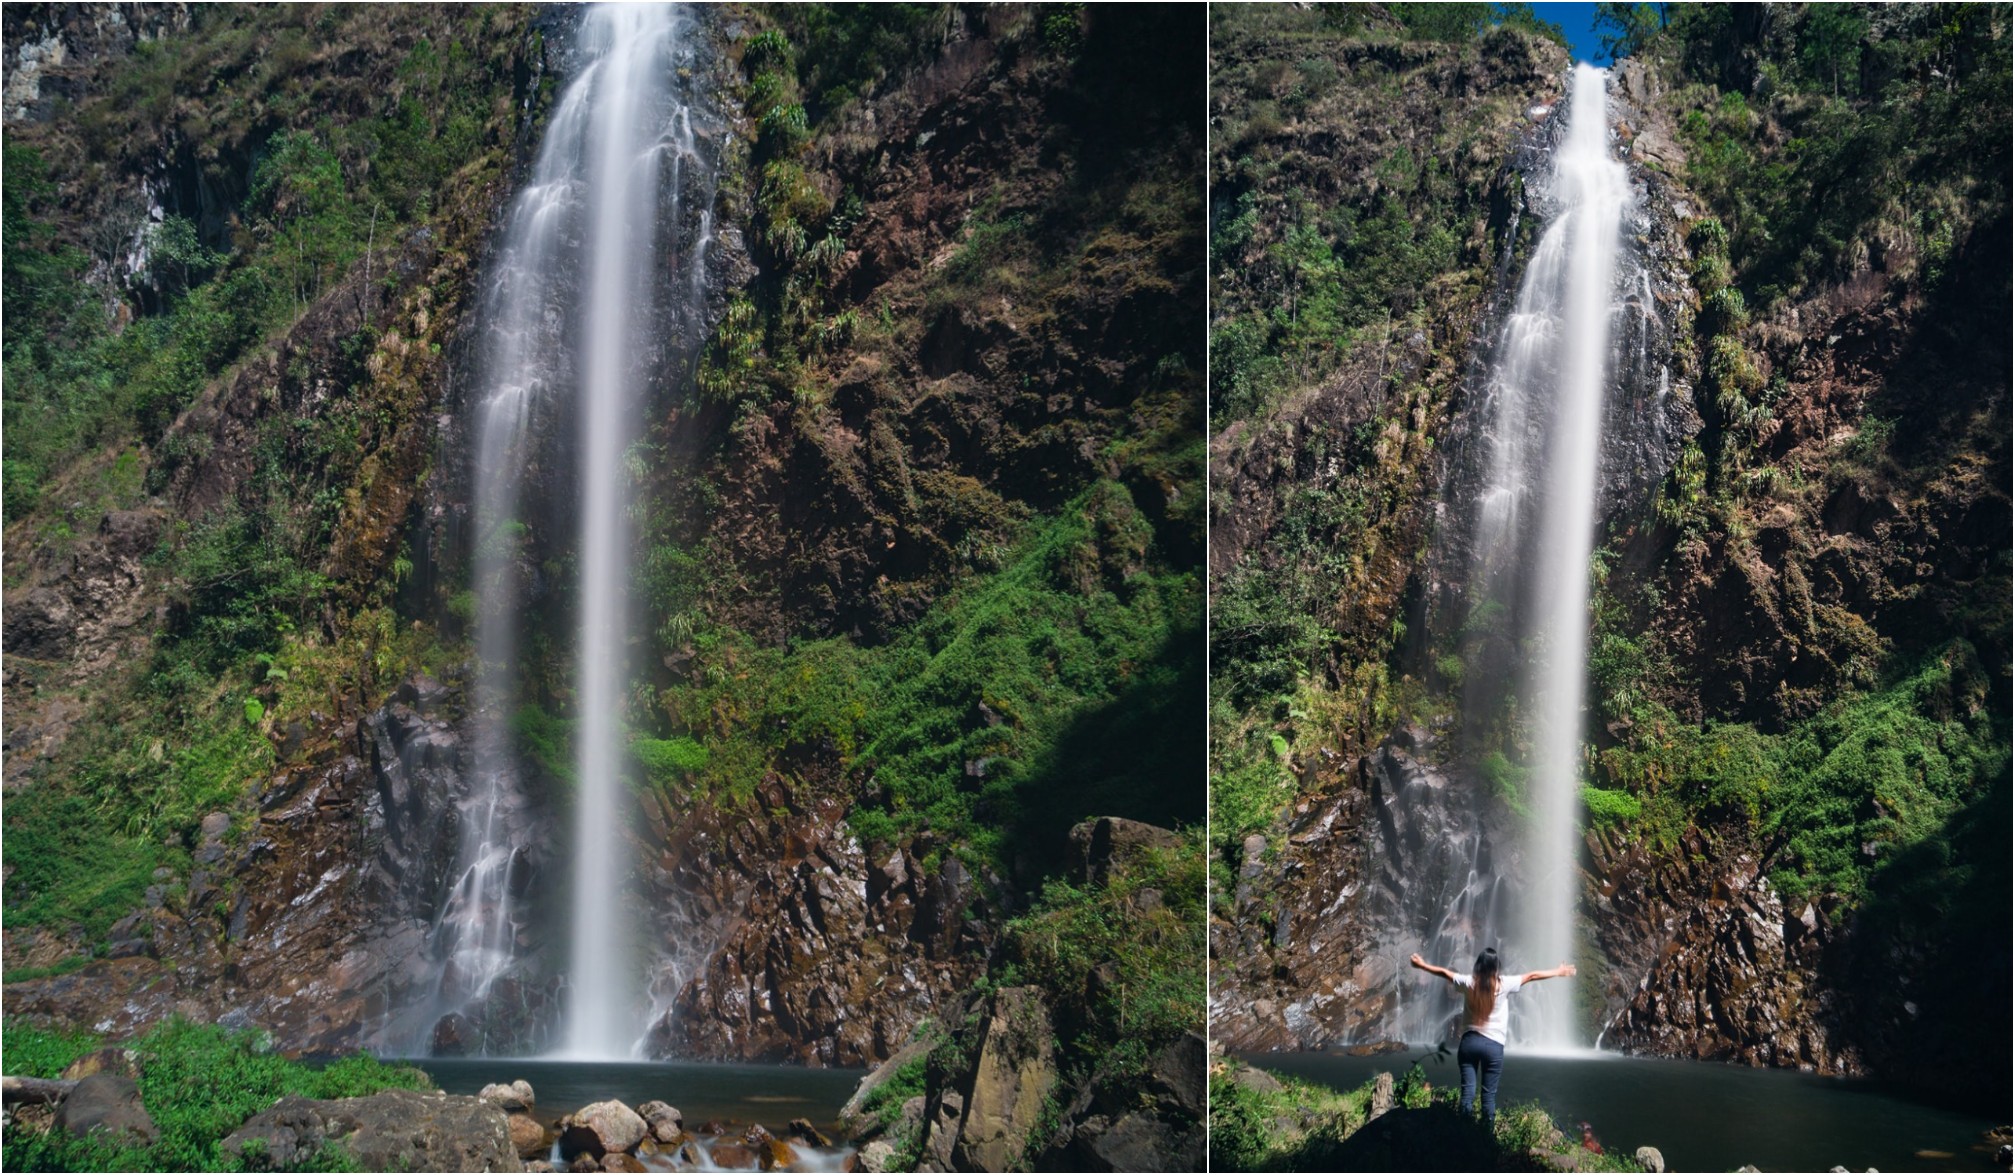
[1458,1030,1505,1125]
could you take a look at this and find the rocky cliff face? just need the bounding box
[4,3,1203,1101]
[1211,2,2008,1114]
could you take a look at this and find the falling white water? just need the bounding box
[397,51,607,1059]
[1471,64,1632,1050]
[561,3,685,1061]
[420,1,716,1060]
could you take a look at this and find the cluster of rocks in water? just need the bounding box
[4,1060,851,1173]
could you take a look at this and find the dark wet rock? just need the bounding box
[1050,1109,1201,1173]
[431,1012,474,1057]
[1311,1104,1503,1172]
[1591,826,1863,1076]
[642,776,990,1067]
[220,1088,520,1172]
[788,1116,832,1147]
[54,1074,157,1147]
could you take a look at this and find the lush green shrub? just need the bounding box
[1581,785,1642,828]
[997,832,1204,1081]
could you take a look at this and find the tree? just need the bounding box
[1595,2,1666,61]
[1799,4,1867,98]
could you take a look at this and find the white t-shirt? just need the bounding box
[1453,972,1525,1044]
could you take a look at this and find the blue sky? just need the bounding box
[1530,3,1611,64]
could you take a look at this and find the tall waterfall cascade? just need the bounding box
[403,4,718,1060]
[1386,63,1650,1049]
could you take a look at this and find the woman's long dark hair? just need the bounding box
[1464,947,1502,1026]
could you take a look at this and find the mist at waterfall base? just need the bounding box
[1380,64,1647,1052]
[392,4,718,1061]
[1247,1051,1999,1174]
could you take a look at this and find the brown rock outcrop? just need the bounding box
[220,1088,522,1172]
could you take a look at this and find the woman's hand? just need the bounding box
[1409,953,1427,970]
[1559,962,1578,977]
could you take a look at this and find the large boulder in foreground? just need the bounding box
[951,986,1059,1171]
[221,1088,521,1172]
[559,1100,647,1159]
[53,1074,158,1147]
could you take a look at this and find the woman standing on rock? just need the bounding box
[1408,947,1576,1127]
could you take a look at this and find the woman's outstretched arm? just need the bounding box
[1519,962,1579,984]
[1409,953,1459,983]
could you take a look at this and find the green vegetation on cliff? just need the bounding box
[4,6,534,947]
[1208,4,1567,862]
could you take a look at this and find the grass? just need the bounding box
[1210,1059,1646,1172]
[0,1018,430,1172]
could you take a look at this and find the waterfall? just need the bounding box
[1471,63,1631,1050]
[1373,64,1640,1051]
[418,3,716,1060]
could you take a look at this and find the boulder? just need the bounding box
[1231,1065,1283,1095]
[601,1154,646,1173]
[951,987,1058,1172]
[708,1139,760,1170]
[1370,1071,1395,1119]
[54,1073,157,1147]
[508,1112,549,1159]
[788,1116,832,1147]
[220,1088,520,1172]
[1145,1032,1206,1118]
[917,1088,963,1171]
[1068,817,1183,885]
[637,1099,682,1143]
[1058,1110,1203,1172]
[59,1047,139,1081]
[856,1138,899,1172]
[1636,1145,1665,1172]
[560,1100,646,1158]
[481,1080,536,1112]
[737,1123,797,1169]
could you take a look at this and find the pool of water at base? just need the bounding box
[1244,1049,2004,1173]
[407,1057,863,1171]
